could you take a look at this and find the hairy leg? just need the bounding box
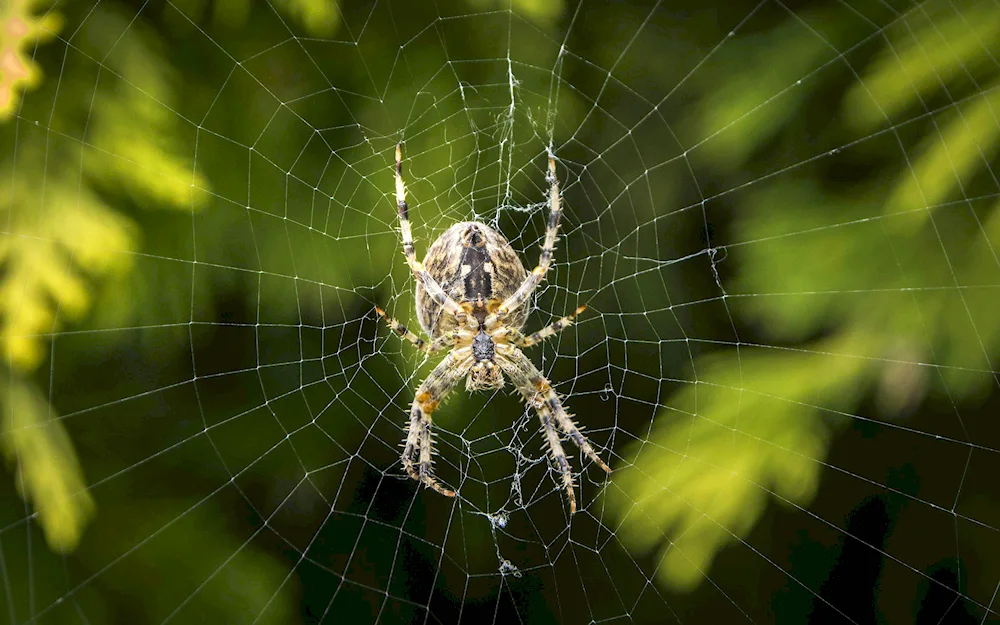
[394,144,469,325]
[496,346,611,513]
[376,306,463,354]
[402,348,473,497]
[376,306,429,352]
[518,305,586,347]
[485,155,562,329]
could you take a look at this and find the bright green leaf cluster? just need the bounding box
[611,0,1000,592]
[883,87,1000,223]
[0,172,136,370]
[0,5,212,555]
[1,378,95,552]
[0,0,62,119]
[609,333,867,590]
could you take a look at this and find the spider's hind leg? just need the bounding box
[402,349,473,498]
[538,408,578,513]
[497,346,611,514]
[543,385,611,475]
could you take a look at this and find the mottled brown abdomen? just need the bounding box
[416,222,528,337]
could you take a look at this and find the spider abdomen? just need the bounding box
[416,221,528,337]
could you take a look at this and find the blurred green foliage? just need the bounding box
[1,0,357,560]
[610,333,867,590]
[1,0,205,553]
[0,0,61,119]
[467,0,564,26]
[0,0,340,601]
[2,0,1000,621]
[609,0,1000,593]
[1,378,94,553]
[172,0,342,35]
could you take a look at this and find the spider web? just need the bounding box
[4,0,1000,623]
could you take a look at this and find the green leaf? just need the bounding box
[1,378,94,553]
[691,20,830,168]
[608,333,869,590]
[0,0,62,120]
[884,84,1000,221]
[273,0,340,36]
[0,173,136,370]
[82,13,210,211]
[845,1,1000,130]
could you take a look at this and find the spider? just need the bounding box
[376,143,612,514]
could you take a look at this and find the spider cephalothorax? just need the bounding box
[376,144,611,514]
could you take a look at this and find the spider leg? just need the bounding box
[376,306,461,354]
[482,155,562,331]
[394,144,471,326]
[402,348,474,497]
[533,390,578,514]
[496,346,611,514]
[484,155,562,332]
[424,330,463,353]
[375,306,429,352]
[519,305,586,348]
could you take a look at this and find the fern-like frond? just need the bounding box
[612,0,1000,591]
[0,0,62,119]
[1,378,94,552]
[845,1,1000,131]
[609,333,868,590]
[0,174,136,369]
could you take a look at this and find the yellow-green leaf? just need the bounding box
[0,0,63,120]
[608,332,870,590]
[845,1,1000,130]
[1,378,94,552]
[884,84,1000,220]
[0,175,135,370]
[272,0,340,36]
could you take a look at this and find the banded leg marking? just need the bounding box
[376,306,462,354]
[394,143,468,324]
[539,411,577,514]
[497,347,611,514]
[520,305,586,347]
[376,306,428,352]
[402,350,473,497]
[486,155,562,328]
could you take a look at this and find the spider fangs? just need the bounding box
[376,144,611,514]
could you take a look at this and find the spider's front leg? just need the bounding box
[402,348,474,497]
[485,154,563,329]
[496,346,611,514]
[494,306,585,347]
[394,144,472,327]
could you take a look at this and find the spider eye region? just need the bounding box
[472,331,495,361]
